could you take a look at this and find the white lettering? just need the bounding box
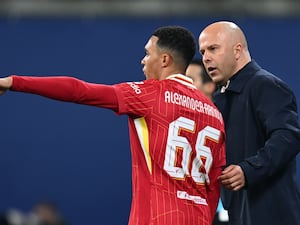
[164,91,223,124]
[127,82,142,94]
[177,190,208,205]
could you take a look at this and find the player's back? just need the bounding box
[114,74,225,225]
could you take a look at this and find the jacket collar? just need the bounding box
[220,60,261,93]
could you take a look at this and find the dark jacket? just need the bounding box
[214,61,300,225]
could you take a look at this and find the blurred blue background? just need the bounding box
[0,1,299,224]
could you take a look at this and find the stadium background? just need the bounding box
[0,1,299,225]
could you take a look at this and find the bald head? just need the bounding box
[202,21,248,51]
[198,21,251,85]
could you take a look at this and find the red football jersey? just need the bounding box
[113,74,225,225]
[11,74,225,225]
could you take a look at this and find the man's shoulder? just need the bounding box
[251,69,290,90]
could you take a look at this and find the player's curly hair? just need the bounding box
[152,26,196,70]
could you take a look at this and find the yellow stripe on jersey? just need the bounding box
[134,117,152,174]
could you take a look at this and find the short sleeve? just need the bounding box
[113,80,159,117]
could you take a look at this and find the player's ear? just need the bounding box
[161,53,171,68]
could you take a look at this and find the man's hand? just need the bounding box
[218,164,246,191]
[0,77,13,95]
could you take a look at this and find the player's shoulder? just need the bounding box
[115,79,158,89]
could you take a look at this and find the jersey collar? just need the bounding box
[166,74,196,89]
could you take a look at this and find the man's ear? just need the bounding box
[161,53,171,68]
[234,43,242,60]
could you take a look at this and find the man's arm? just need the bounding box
[240,77,300,188]
[0,75,119,111]
[219,75,300,191]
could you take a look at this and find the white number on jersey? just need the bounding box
[163,116,221,184]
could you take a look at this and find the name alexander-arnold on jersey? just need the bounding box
[164,91,223,124]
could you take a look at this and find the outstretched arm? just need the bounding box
[0,75,119,111]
